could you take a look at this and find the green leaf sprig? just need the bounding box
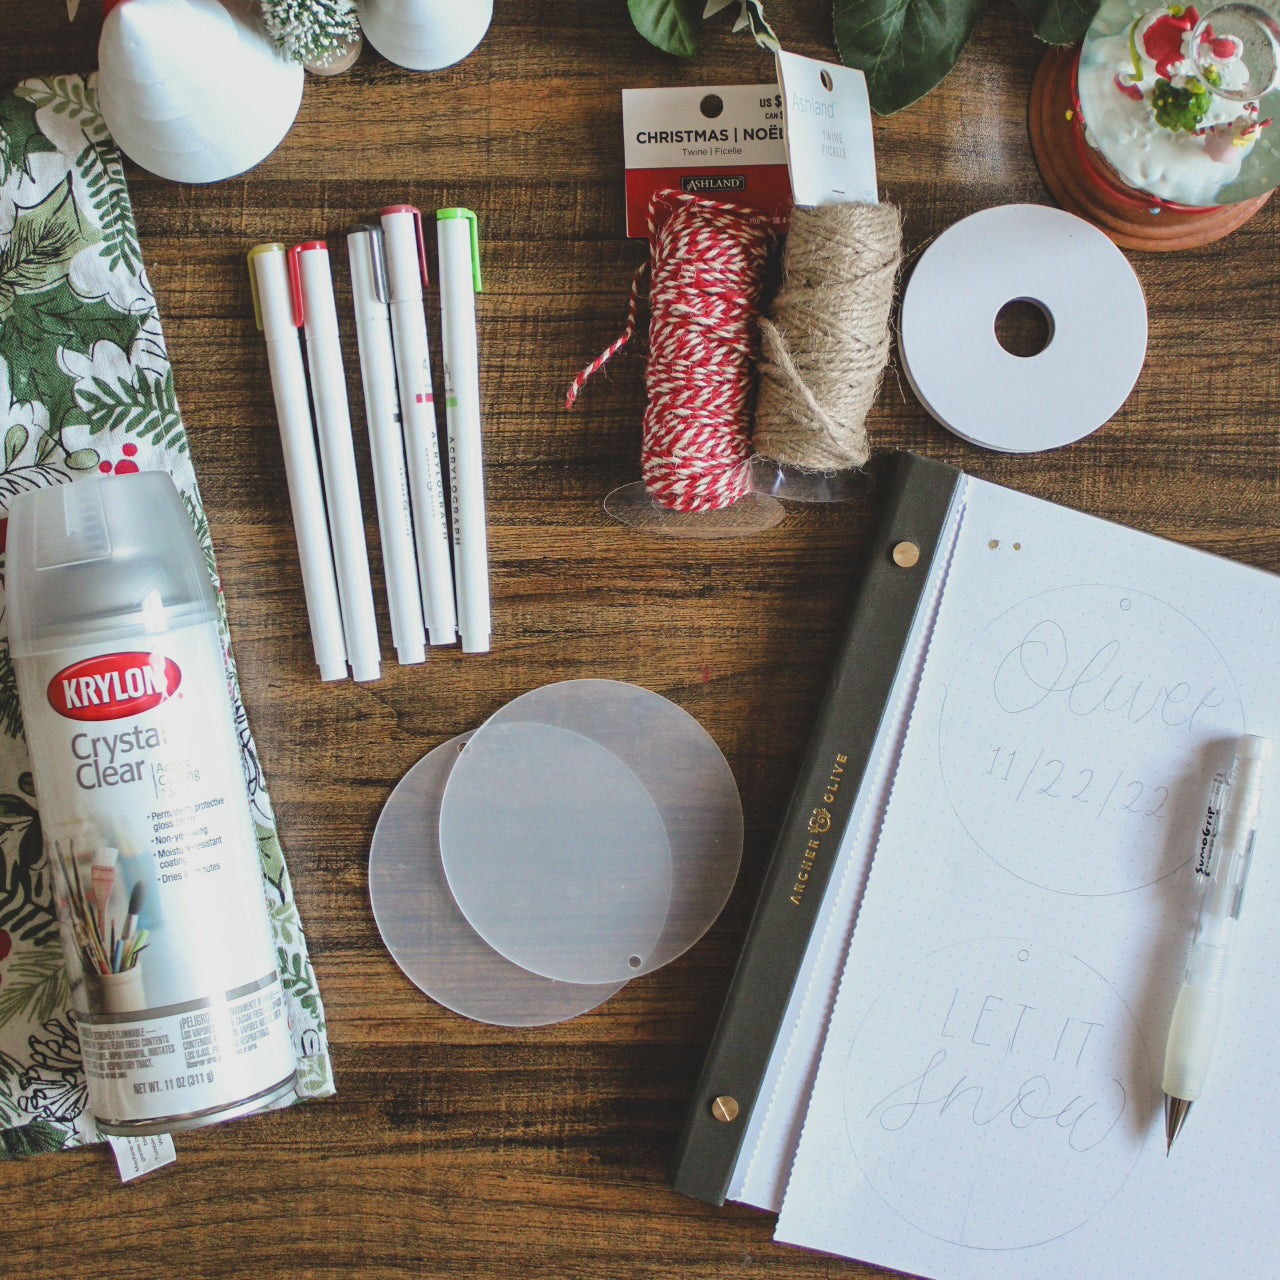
[835,0,1104,113]
[628,0,779,60]
[625,0,1104,117]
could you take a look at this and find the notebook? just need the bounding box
[672,452,1280,1278]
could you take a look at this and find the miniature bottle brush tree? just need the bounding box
[259,0,360,69]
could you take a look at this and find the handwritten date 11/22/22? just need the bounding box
[985,746,1169,820]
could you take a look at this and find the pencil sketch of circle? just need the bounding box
[938,584,1243,895]
[843,937,1151,1250]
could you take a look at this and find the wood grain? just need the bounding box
[2,3,1278,1277]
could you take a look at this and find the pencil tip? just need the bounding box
[1164,1095,1193,1151]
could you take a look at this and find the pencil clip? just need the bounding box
[379,203,431,289]
[247,242,290,331]
[368,226,390,304]
[286,242,313,326]
[347,224,390,303]
[438,207,482,292]
[409,206,429,290]
[248,255,265,331]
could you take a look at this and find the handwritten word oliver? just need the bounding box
[992,619,1224,728]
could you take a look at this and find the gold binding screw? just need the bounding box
[711,1095,740,1123]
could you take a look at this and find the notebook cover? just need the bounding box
[668,451,963,1205]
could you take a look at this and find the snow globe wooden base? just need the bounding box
[1029,43,1273,250]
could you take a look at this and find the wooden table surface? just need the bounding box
[3,2,1278,1277]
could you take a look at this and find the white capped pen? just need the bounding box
[289,240,381,682]
[347,224,427,666]
[436,207,490,654]
[1162,733,1270,1150]
[379,204,457,647]
[247,243,348,682]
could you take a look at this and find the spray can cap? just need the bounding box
[6,472,217,658]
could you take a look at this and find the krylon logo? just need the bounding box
[48,653,181,721]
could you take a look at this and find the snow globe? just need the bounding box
[1030,1,1278,247]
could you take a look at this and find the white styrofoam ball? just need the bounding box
[357,0,491,71]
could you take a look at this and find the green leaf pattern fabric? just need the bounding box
[0,74,334,1156]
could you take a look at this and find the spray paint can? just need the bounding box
[6,472,297,1135]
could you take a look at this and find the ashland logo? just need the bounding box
[48,653,181,721]
[680,174,746,194]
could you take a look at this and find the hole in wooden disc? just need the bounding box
[994,298,1053,358]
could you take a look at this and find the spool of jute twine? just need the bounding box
[753,201,903,473]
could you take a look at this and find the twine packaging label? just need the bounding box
[621,85,792,237]
[774,50,878,208]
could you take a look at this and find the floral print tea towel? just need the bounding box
[0,74,334,1158]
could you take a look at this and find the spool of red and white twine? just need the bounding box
[567,188,903,515]
[566,189,780,513]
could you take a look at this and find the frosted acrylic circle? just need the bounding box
[441,722,672,982]
[369,736,625,1026]
[439,680,743,983]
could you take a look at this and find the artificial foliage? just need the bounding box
[835,0,1103,113]
[628,0,1107,116]
[259,0,359,67]
[1151,75,1214,130]
[628,0,778,60]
